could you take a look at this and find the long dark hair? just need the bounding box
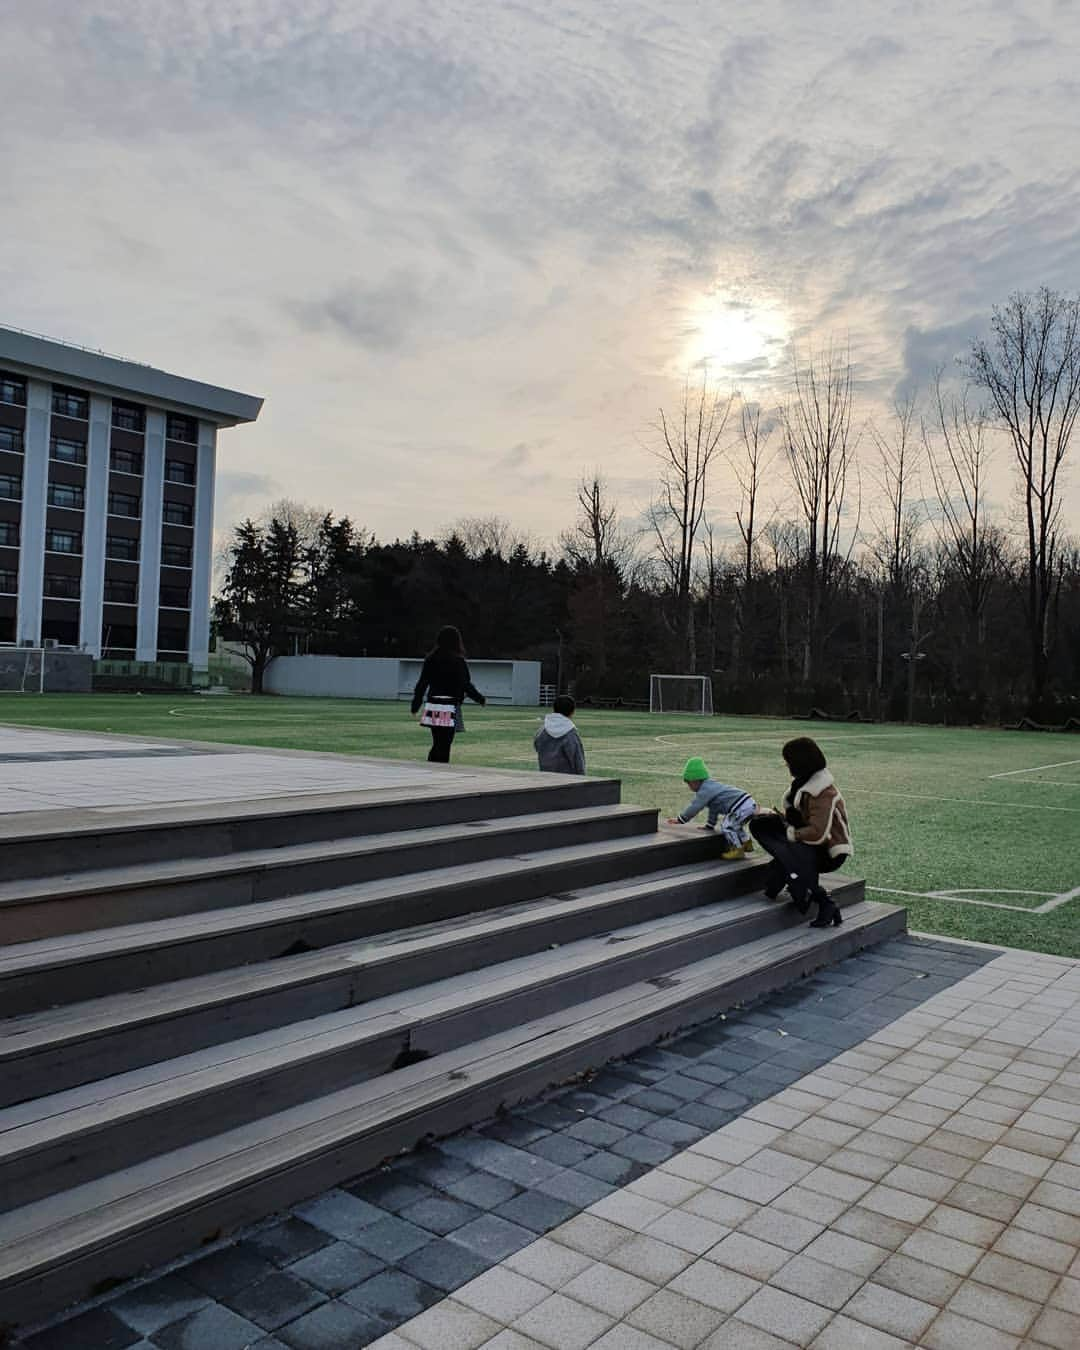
[429,625,465,658]
[782,736,827,780]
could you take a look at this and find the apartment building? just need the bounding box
[0,327,262,669]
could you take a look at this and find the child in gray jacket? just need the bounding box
[535,695,586,775]
[666,755,756,861]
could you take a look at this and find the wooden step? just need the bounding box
[0,849,767,1103]
[0,900,904,1326]
[0,803,658,943]
[0,877,866,1204]
[0,830,730,1020]
[0,769,622,880]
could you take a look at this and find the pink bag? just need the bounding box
[420,702,457,729]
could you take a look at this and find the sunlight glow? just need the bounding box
[683,291,791,377]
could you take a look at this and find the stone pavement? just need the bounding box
[26,931,1080,1350]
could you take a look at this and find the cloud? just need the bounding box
[288,272,429,351]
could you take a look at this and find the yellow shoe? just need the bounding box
[720,847,744,861]
[742,840,754,853]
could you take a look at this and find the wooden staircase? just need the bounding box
[0,769,904,1328]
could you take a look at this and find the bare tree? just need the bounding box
[726,401,778,683]
[781,342,857,683]
[448,514,532,559]
[647,372,734,670]
[924,375,1000,664]
[258,498,329,549]
[968,287,1080,700]
[561,474,633,684]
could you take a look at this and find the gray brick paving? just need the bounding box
[15,935,1001,1350]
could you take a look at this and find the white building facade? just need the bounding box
[0,328,262,670]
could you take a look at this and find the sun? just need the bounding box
[683,291,791,376]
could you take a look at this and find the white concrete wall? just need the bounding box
[264,656,542,704]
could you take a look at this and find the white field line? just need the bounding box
[868,882,1080,915]
[989,758,1080,779]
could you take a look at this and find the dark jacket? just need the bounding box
[534,713,586,775]
[411,651,485,714]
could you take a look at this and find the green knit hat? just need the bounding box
[683,756,709,783]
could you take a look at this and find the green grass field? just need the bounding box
[2,694,1079,957]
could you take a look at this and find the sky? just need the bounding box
[3,0,1080,547]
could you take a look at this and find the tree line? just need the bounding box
[216,287,1080,722]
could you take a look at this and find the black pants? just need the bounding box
[428,727,455,763]
[749,814,844,906]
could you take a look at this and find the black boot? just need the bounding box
[763,861,787,901]
[809,890,842,928]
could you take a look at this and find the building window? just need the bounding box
[166,414,197,443]
[50,435,87,465]
[0,568,17,593]
[158,625,188,652]
[104,578,137,604]
[108,490,140,518]
[0,521,19,547]
[51,387,89,419]
[44,573,81,600]
[46,528,81,554]
[160,583,190,608]
[48,481,85,510]
[0,375,26,406]
[165,458,196,485]
[110,447,143,475]
[106,533,139,561]
[0,473,22,500]
[162,541,192,567]
[0,426,23,454]
[163,500,193,526]
[112,402,144,432]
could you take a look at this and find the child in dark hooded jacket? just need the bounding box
[534,695,586,775]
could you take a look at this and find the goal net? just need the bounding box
[649,674,713,715]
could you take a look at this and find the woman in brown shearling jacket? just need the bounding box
[749,736,853,928]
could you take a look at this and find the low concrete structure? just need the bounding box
[263,654,542,705]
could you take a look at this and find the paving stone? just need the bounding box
[21,1309,144,1350]
[342,1268,442,1321]
[843,1281,938,1340]
[970,1250,1059,1302]
[993,1223,1077,1272]
[873,1251,963,1305]
[505,1236,593,1289]
[495,1187,578,1234]
[831,1205,914,1252]
[859,1183,937,1224]
[399,1195,483,1236]
[924,1202,1006,1247]
[564,1118,628,1147]
[294,1190,386,1242]
[802,1229,890,1278]
[1028,1305,1080,1348]
[108,1274,210,1336]
[589,1327,671,1350]
[399,1237,491,1292]
[527,1133,598,1167]
[537,1167,616,1205]
[346,1170,438,1213]
[644,1209,730,1255]
[445,1171,522,1209]
[737,1284,834,1343]
[399,1149,476,1189]
[626,1288,726,1348]
[627,1170,702,1206]
[221,1269,326,1331]
[182,1243,277,1299]
[707,1231,791,1280]
[604,1233,695,1283]
[898,1227,983,1275]
[449,1212,536,1261]
[284,1240,385,1296]
[641,1116,706,1147]
[811,1313,920,1348]
[738,1205,823,1252]
[400,1297,502,1350]
[608,1133,678,1165]
[483,1118,553,1147]
[682,1188,758,1228]
[152,1303,265,1350]
[562,1262,655,1317]
[574,1151,648,1186]
[277,1300,389,1350]
[699,1319,797,1349]
[512,1292,615,1350]
[772,1251,863,1309]
[454,1265,550,1322]
[521,1101,588,1130]
[920,1309,1022,1350]
[947,1277,1040,1335]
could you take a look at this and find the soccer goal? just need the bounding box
[649,674,714,715]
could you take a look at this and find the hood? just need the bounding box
[542,713,576,738]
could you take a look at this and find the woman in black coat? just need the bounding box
[410,626,486,763]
